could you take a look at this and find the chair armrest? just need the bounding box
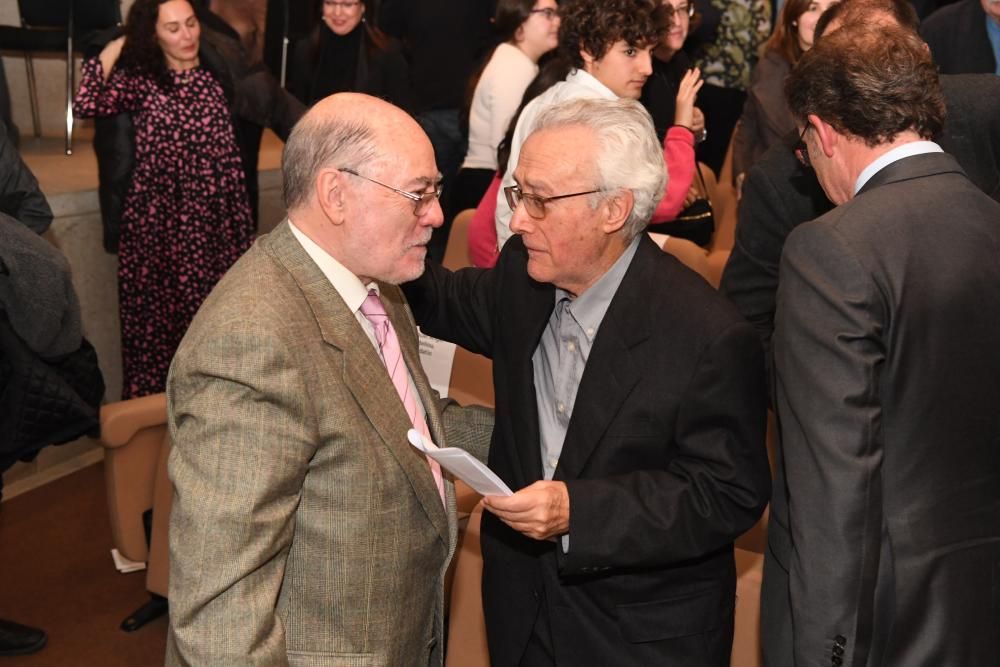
[100,393,168,448]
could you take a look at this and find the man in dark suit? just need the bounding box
[720,0,1000,365]
[771,22,1000,666]
[404,97,771,667]
[921,0,999,74]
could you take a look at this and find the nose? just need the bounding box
[509,204,533,236]
[637,50,653,76]
[422,198,444,229]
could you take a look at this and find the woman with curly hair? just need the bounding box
[73,0,254,399]
[732,0,839,180]
[494,0,702,251]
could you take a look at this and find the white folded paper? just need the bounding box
[407,428,513,497]
[110,548,146,573]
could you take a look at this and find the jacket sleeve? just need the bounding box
[774,221,886,667]
[719,159,791,362]
[556,317,771,572]
[167,323,314,666]
[649,125,696,224]
[401,258,499,359]
[0,123,52,234]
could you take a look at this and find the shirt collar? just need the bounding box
[854,141,943,194]
[556,235,641,339]
[564,68,618,100]
[288,219,377,313]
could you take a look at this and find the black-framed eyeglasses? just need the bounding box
[529,7,560,20]
[665,2,695,20]
[504,184,600,219]
[340,168,443,216]
[794,125,812,168]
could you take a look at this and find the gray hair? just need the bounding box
[281,112,379,211]
[530,97,667,241]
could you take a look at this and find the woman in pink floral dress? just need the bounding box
[74,0,253,399]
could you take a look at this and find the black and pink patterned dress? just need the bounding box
[74,58,253,399]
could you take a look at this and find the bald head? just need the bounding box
[282,93,424,213]
[814,0,919,42]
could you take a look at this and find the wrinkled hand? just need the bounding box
[483,480,570,541]
[673,68,704,129]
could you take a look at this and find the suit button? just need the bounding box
[835,635,846,646]
[832,657,843,666]
[833,645,844,656]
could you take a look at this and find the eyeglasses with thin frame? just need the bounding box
[504,184,601,219]
[794,125,812,168]
[665,2,695,20]
[324,0,361,11]
[340,168,443,216]
[529,7,560,20]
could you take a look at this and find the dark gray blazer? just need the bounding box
[721,73,1000,366]
[921,0,998,75]
[769,151,1000,666]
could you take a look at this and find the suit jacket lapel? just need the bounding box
[504,249,554,488]
[554,238,654,481]
[265,222,450,546]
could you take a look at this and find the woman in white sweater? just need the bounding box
[449,0,560,217]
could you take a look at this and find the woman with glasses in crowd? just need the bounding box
[732,0,838,183]
[73,0,257,399]
[451,0,561,218]
[640,0,704,143]
[288,0,411,109]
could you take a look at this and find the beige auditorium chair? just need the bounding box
[99,393,171,631]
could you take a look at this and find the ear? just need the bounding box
[601,188,632,235]
[808,114,839,159]
[580,45,597,72]
[316,168,347,226]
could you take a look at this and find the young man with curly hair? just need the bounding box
[494,0,704,250]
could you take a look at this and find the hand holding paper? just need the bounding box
[407,429,513,497]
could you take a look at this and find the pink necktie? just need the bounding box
[360,290,446,506]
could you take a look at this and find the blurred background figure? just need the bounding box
[733,0,839,184]
[640,0,704,142]
[0,115,103,659]
[288,0,411,109]
[451,0,561,219]
[686,0,771,174]
[379,0,495,261]
[921,0,1000,74]
[73,0,256,399]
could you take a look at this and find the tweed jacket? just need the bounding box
[166,221,491,666]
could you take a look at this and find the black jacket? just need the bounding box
[85,15,305,252]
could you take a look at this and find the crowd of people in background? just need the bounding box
[1,0,999,661]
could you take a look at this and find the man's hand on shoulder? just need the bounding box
[483,480,569,541]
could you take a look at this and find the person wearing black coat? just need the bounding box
[86,6,305,253]
[921,0,999,74]
[288,0,411,110]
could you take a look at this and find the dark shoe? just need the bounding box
[0,618,47,656]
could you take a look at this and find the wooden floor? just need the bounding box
[0,463,167,666]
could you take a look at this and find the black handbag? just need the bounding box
[647,165,715,248]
